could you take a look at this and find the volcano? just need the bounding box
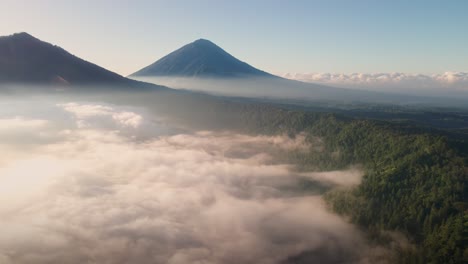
[131,39,275,78]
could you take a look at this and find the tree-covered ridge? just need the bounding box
[210,101,467,263]
[311,119,467,263]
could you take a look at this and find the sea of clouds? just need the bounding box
[0,96,392,264]
[281,72,468,96]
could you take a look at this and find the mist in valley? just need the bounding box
[0,87,397,264]
[132,76,468,109]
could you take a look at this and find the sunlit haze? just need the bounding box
[1,0,467,76]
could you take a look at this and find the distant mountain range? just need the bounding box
[131,39,275,78]
[0,32,149,87]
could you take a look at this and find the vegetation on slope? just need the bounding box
[193,97,467,263]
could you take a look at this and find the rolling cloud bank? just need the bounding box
[0,97,395,264]
[281,72,468,97]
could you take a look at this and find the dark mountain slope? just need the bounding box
[0,32,140,86]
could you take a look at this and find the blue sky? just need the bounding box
[0,0,467,76]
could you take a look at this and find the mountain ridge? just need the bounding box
[0,32,154,88]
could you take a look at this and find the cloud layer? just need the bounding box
[0,99,391,264]
[281,72,468,95]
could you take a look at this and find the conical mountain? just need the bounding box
[131,39,275,78]
[0,32,135,85]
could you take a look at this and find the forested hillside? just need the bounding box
[238,104,467,263]
[307,117,467,263]
[110,90,468,263]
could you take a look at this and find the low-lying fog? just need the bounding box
[0,92,391,263]
[133,76,468,108]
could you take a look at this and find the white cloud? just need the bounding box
[0,116,62,146]
[280,72,468,94]
[0,116,48,130]
[0,100,396,264]
[59,103,114,118]
[59,102,143,128]
[302,167,363,187]
[112,111,143,128]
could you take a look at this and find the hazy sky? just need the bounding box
[1,0,467,76]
